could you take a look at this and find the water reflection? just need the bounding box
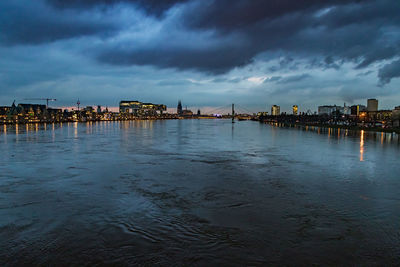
[265,122,400,164]
[3,124,6,143]
[73,122,78,138]
[1,121,399,148]
[0,120,400,265]
[360,130,365,162]
[265,122,399,145]
[52,123,55,142]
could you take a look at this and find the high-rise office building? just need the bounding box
[292,105,298,115]
[367,99,378,112]
[271,105,280,116]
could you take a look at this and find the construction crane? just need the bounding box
[24,98,57,108]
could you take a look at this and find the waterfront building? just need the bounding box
[177,100,183,115]
[182,109,193,116]
[343,104,351,115]
[120,100,142,114]
[318,105,343,116]
[393,106,400,118]
[292,105,298,115]
[367,99,378,112]
[141,103,167,115]
[119,100,166,116]
[257,112,268,117]
[46,108,63,121]
[271,105,280,116]
[97,105,102,113]
[84,106,94,112]
[351,105,366,116]
[0,106,11,123]
[83,106,95,120]
[18,104,47,116]
[376,110,392,121]
[393,106,400,127]
[0,103,63,123]
[360,109,391,122]
[0,106,11,112]
[318,105,332,115]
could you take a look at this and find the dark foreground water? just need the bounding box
[1,120,400,265]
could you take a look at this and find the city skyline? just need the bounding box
[2,2,400,265]
[1,0,400,110]
[3,97,395,115]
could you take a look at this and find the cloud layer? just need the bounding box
[0,0,399,110]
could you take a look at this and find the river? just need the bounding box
[1,120,399,265]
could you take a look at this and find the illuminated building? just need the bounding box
[0,106,11,123]
[84,106,94,112]
[0,106,11,113]
[46,108,63,121]
[18,104,46,116]
[367,99,378,112]
[141,103,167,115]
[120,100,142,114]
[119,100,166,116]
[351,105,366,116]
[292,105,298,115]
[359,111,367,121]
[271,105,280,116]
[375,110,392,121]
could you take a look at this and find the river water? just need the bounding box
[0,120,399,265]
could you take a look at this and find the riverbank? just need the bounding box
[0,116,228,126]
[262,121,400,134]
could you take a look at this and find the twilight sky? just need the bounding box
[1,0,400,113]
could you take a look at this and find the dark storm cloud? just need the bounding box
[98,45,255,74]
[46,0,187,16]
[93,0,400,83]
[277,74,311,84]
[307,57,342,70]
[184,0,365,31]
[0,0,185,45]
[378,60,400,86]
[1,0,399,86]
[0,1,115,45]
[355,47,398,69]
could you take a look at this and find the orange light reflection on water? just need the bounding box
[360,130,365,162]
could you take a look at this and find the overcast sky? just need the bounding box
[1,0,399,113]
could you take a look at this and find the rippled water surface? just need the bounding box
[1,120,400,265]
